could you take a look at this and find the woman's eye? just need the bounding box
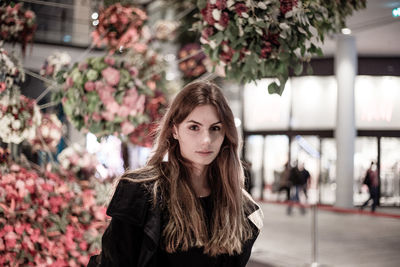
[189,125,199,131]
[211,125,221,131]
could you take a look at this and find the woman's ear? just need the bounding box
[172,125,178,140]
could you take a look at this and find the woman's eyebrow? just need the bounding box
[186,120,222,126]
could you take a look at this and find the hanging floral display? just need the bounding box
[0,3,37,55]
[57,143,99,180]
[178,43,207,79]
[54,47,167,140]
[0,90,41,144]
[29,113,63,152]
[91,3,148,54]
[194,0,366,94]
[0,46,25,94]
[40,51,72,82]
[129,91,167,147]
[0,164,111,266]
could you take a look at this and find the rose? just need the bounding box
[101,67,120,86]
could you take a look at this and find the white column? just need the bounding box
[335,34,357,208]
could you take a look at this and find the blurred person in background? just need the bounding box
[278,162,291,202]
[88,81,263,267]
[298,163,310,200]
[360,161,379,212]
[287,161,306,215]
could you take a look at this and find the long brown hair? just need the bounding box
[122,81,253,256]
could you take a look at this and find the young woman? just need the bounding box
[88,81,263,267]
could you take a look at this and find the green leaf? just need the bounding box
[268,82,280,95]
[231,52,240,63]
[294,62,303,76]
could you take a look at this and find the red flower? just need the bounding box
[216,0,227,10]
[201,3,216,25]
[235,3,248,17]
[219,12,229,28]
[0,82,6,93]
[220,41,235,63]
[280,0,298,15]
[201,27,214,41]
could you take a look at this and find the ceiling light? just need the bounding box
[341,28,352,35]
[392,7,400,17]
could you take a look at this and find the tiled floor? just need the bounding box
[248,203,400,267]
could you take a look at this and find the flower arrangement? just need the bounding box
[0,46,25,94]
[0,90,41,144]
[178,43,207,79]
[129,91,167,147]
[57,144,99,180]
[194,0,366,94]
[0,164,110,266]
[40,51,72,82]
[29,113,63,152]
[91,3,148,54]
[54,47,167,140]
[0,3,37,55]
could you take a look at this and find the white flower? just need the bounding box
[258,2,267,10]
[11,120,21,130]
[212,9,221,21]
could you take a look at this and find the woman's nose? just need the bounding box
[201,130,211,145]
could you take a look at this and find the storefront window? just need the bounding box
[380,137,400,205]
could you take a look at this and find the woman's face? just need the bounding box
[173,104,225,172]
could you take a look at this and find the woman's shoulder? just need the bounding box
[106,167,160,225]
[242,189,264,231]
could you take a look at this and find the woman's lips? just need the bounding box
[196,151,213,155]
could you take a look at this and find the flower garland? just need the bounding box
[54,48,167,140]
[0,46,25,94]
[0,3,37,55]
[0,164,110,266]
[178,43,207,79]
[91,3,148,54]
[195,0,366,94]
[29,114,63,152]
[0,90,41,144]
[40,51,72,82]
[57,144,99,180]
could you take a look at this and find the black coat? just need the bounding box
[87,179,263,267]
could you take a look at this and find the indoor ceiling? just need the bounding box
[320,0,400,57]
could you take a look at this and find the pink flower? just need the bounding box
[92,112,102,121]
[25,10,34,19]
[105,101,120,114]
[132,43,147,53]
[66,76,74,87]
[117,105,130,117]
[121,121,135,135]
[84,81,95,91]
[102,111,115,121]
[104,56,115,65]
[129,67,139,77]
[101,67,120,86]
[78,62,88,71]
[146,80,156,91]
[79,241,88,251]
[4,231,17,249]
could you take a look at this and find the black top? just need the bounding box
[158,195,233,267]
